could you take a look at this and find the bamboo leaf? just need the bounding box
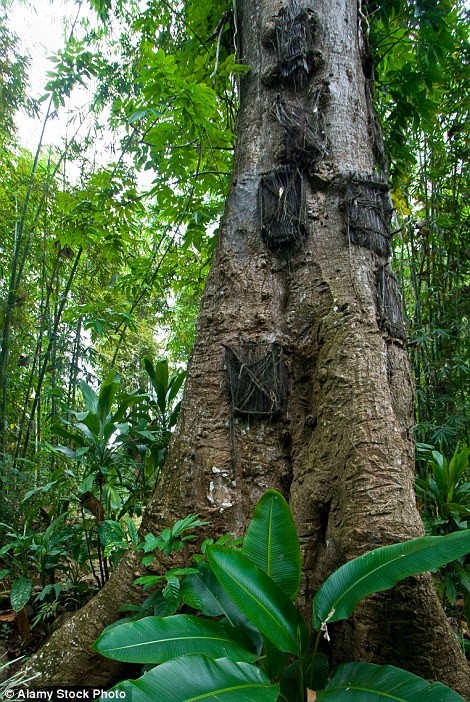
[243,489,301,599]
[207,547,308,656]
[318,662,464,701]
[112,655,279,702]
[93,614,257,663]
[313,530,470,629]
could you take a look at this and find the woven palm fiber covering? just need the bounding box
[377,265,406,340]
[225,342,287,418]
[346,177,392,258]
[260,166,306,250]
[275,0,314,88]
[272,89,328,166]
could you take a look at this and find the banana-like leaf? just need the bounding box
[317,662,464,701]
[313,530,470,629]
[181,561,250,622]
[243,489,301,600]
[181,562,263,653]
[93,614,257,663]
[207,546,308,656]
[112,655,279,702]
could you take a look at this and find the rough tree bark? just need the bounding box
[23,0,470,695]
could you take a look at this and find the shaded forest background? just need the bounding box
[0,0,469,660]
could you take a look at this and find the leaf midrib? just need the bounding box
[326,683,409,701]
[217,560,293,644]
[186,681,274,701]
[105,633,243,654]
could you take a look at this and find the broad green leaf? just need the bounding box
[207,546,308,656]
[75,422,95,441]
[318,662,464,701]
[168,400,182,428]
[181,561,262,651]
[127,518,139,547]
[162,575,181,608]
[154,359,169,415]
[243,488,301,599]
[11,576,33,612]
[111,655,279,702]
[167,370,186,404]
[77,411,100,437]
[260,637,287,680]
[93,614,257,663]
[55,446,79,460]
[143,356,159,394]
[79,380,98,414]
[22,480,58,501]
[98,370,120,425]
[182,561,251,621]
[98,520,126,548]
[143,357,168,415]
[313,530,470,629]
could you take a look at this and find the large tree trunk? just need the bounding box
[23,0,470,695]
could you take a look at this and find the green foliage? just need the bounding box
[417,445,470,532]
[112,655,279,702]
[0,355,185,623]
[94,490,468,700]
[117,514,208,620]
[207,547,308,657]
[313,530,470,629]
[242,488,301,600]
[0,14,35,139]
[369,0,470,447]
[143,356,186,431]
[140,514,208,564]
[94,614,258,664]
[316,662,463,701]
[415,444,470,627]
[10,576,32,613]
[52,361,182,522]
[0,513,77,617]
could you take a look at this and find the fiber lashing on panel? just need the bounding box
[225,342,287,418]
[260,166,306,250]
